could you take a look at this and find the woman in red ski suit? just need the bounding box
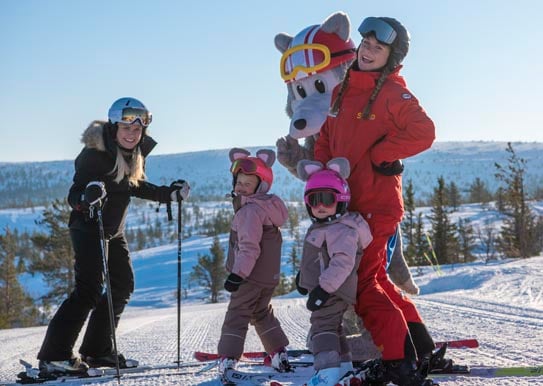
[314,16,437,385]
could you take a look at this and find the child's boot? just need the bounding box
[269,347,292,372]
[304,366,342,386]
[218,356,238,383]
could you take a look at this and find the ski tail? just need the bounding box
[435,338,479,349]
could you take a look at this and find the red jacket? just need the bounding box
[314,67,435,221]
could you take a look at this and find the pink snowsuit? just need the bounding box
[300,212,372,370]
[218,193,289,358]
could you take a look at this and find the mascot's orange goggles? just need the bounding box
[280,43,331,82]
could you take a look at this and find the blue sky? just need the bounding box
[1,0,542,162]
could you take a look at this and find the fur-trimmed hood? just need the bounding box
[81,120,157,157]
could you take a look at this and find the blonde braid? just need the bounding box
[362,67,391,120]
[329,61,356,117]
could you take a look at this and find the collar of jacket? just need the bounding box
[87,121,156,158]
[348,65,406,90]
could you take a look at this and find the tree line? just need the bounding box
[1,143,542,327]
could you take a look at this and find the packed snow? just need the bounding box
[0,254,542,385]
[1,199,543,385]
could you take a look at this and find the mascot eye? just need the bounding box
[314,79,326,94]
[296,85,307,98]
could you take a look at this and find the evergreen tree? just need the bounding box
[30,199,74,304]
[476,220,498,262]
[273,272,291,296]
[287,205,300,238]
[427,176,458,264]
[286,245,300,292]
[401,180,417,264]
[205,209,231,236]
[495,143,542,258]
[189,236,227,303]
[136,228,146,250]
[0,227,39,328]
[457,218,476,263]
[413,213,429,266]
[468,177,493,205]
[446,181,462,210]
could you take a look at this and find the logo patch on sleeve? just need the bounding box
[401,93,412,100]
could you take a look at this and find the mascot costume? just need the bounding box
[274,11,419,296]
[274,12,422,361]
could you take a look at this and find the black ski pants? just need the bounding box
[37,229,134,361]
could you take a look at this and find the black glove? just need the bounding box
[169,180,190,201]
[306,285,330,311]
[224,273,244,292]
[295,271,308,295]
[84,181,107,206]
[373,160,404,176]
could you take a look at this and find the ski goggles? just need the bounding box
[280,43,332,82]
[358,17,397,45]
[112,107,153,127]
[304,190,349,208]
[230,158,259,175]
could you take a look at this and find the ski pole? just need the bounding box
[94,203,122,383]
[176,192,183,369]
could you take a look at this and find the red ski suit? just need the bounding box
[314,66,435,360]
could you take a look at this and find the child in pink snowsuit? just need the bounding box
[296,158,372,386]
[217,148,291,379]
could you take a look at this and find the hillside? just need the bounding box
[2,141,543,208]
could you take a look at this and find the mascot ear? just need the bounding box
[326,157,350,179]
[320,11,351,42]
[256,149,276,167]
[275,33,293,53]
[229,148,251,162]
[297,160,324,182]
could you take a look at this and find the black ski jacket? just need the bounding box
[67,121,170,238]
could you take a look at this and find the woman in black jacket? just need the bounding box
[37,97,190,374]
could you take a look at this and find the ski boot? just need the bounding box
[419,343,468,375]
[266,347,292,372]
[83,352,137,368]
[304,366,342,386]
[38,357,89,375]
[218,356,238,385]
[364,357,437,386]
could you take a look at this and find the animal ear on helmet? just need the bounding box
[326,157,350,179]
[229,148,251,162]
[320,11,351,41]
[274,33,293,54]
[256,149,276,167]
[297,160,324,182]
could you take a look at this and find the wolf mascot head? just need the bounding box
[275,12,356,176]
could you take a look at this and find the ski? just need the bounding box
[430,365,543,378]
[435,338,478,349]
[7,358,218,385]
[194,338,478,363]
[223,368,308,386]
[194,348,311,362]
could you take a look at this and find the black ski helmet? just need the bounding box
[359,17,410,71]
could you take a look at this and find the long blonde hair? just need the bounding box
[82,120,147,186]
[110,146,146,186]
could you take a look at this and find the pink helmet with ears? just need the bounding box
[304,169,350,222]
[304,169,350,199]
